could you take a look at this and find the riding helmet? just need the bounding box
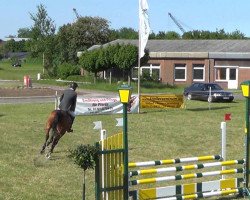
[69,82,78,90]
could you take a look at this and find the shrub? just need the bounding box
[68,144,99,171]
[58,63,80,79]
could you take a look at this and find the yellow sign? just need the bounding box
[140,94,184,108]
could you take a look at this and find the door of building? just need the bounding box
[227,68,238,89]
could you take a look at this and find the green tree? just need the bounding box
[56,24,73,64]
[104,44,121,68]
[28,4,57,76]
[114,44,138,81]
[56,16,111,64]
[164,31,181,39]
[2,39,27,52]
[68,144,99,200]
[113,27,138,39]
[79,48,109,83]
[229,30,246,39]
[79,44,139,83]
[17,28,32,38]
[149,31,181,39]
[182,29,246,39]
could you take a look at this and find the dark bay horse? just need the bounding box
[40,110,72,158]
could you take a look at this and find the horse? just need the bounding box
[40,110,73,159]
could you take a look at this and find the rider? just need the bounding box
[59,82,78,132]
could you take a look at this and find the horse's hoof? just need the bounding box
[46,153,51,159]
[40,150,45,154]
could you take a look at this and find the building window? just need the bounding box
[193,64,205,81]
[174,64,186,81]
[215,68,227,81]
[132,64,161,81]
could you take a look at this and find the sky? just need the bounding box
[1,0,250,39]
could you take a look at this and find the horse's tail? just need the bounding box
[51,110,62,131]
[45,110,62,134]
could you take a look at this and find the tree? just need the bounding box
[164,31,181,39]
[28,4,57,76]
[114,44,138,81]
[68,144,99,200]
[56,24,73,64]
[79,48,109,83]
[29,4,56,37]
[17,28,32,38]
[56,16,111,64]
[2,39,27,53]
[79,44,139,83]
[149,31,181,39]
[112,27,138,39]
[229,30,246,39]
[182,29,246,39]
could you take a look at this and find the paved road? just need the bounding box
[0,96,56,104]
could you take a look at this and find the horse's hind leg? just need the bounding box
[40,126,55,154]
[46,133,61,159]
[40,130,50,154]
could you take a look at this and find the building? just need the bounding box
[2,37,30,42]
[103,39,250,89]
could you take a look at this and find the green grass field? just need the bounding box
[0,59,43,81]
[0,98,247,199]
[0,58,247,199]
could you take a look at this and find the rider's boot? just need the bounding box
[67,116,75,133]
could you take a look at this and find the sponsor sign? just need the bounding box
[75,95,139,115]
[140,94,184,108]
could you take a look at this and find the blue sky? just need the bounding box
[1,0,250,39]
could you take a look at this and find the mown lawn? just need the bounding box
[0,59,43,81]
[0,98,247,199]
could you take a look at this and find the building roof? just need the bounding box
[2,37,30,42]
[104,39,250,59]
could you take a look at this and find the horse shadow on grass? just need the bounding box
[187,101,241,111]
[33,149,68,167]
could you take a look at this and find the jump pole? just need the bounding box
[221,121,226,179]
[100,129,107,200]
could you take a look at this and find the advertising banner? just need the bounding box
[140,94,184,108]
[75,95,139,115]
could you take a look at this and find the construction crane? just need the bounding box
[168,13,186,34]
[73,8,81,19]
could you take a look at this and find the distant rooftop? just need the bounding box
[2,37,30,42]
[103,39,250,59]
[105,39,250,53]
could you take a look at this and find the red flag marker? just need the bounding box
[224,113,231,121]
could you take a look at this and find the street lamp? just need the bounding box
[118,84,132,200]
[241,80,250,195]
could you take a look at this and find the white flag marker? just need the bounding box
[116,118,123,127]
[93,121,102,130]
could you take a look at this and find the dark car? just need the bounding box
[12,62,21,67]
[183,83,234,102]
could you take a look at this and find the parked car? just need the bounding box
[183,83,234,102]
[12,62,21,67]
